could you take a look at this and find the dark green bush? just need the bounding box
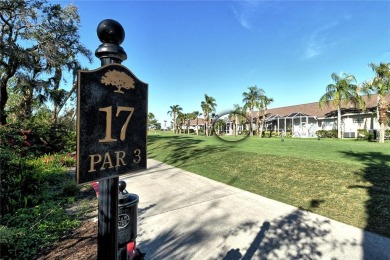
[316,129,338,138]
[0,152,70,216]
[0,121,75,157]
[0,152,80,259]
[61,179,80,197]
[1,202,79,259]
[0,119,79,259]
[0,121,75,216]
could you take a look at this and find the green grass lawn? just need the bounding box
[147,131,390,238]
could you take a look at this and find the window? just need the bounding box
[353,118,364,124]
[323,121,333,127]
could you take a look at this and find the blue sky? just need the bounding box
[57,0,390,125]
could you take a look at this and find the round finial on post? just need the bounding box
[118,180,127,192]
[97,19,125,45]
[95,19,127,65]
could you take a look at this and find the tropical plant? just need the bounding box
[184,112,196,135]
[242,86,265,136]
[201,94,217,136]
[0,0,92,125]
[214,118,226,135]
[176,112,186,134]
[167,105,182,134]
[361,62,390,143]
[192,111,201,135]
[319,73,364,139]
[259,96,274,138]
[148,112,159,130]
[229,104,244,137]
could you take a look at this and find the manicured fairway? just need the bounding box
[147,132,390,238]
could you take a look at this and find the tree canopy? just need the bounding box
[0,0,92,125]
[319,73,364,138]
[361,62,390,143]
[242,85,265,136]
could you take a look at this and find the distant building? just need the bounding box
[248,94,390,138]
[181,94,390,138]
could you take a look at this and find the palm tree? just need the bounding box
[192,111,201,135]
[259,96,274,138]
[176,112,185,134]
[229,104,243,137]
[319,73,364,139]
[201,94,217,136]
[184,113,194,135]
[254,100,261,137]
[242,86,265,136]
[201,101,208,135]
[361,62,390,143]
[167,105,182,134]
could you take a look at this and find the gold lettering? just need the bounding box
[115,151,127,167]
[88,154,102,172]
[116,107,134,141]
[99,106,117,142]
[101,152,114,170]
[99,106,134,143]
[133,149,141,163]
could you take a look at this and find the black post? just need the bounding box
[95,19,127,260]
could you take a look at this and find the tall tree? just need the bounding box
[11,69,49,120]
[54,62,88,121]
[0,0,92,125]
[192,111,201,135]
[201,101,208,135]
[201,94,217,136]
[254,99,262,137]
[361,62,390,143]
[319,73,364,139]
[242,86,265,137]
[167,105,182,134]
[176,112,186,134]
[230,104,244,137]
[148,112,159,130]
[259,96,274,138]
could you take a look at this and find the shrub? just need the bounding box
[0,122,75,157]
[0,119,79,259]
[357,129,368,139]
[1,203,79,259]
[241,130,249,136]
[263,131,276,137]
[0,152,80,259]
[0,151,73,216]
[316,130,338,138]
[385,129,390,140]
[61,179,80,197]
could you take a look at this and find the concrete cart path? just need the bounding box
[123,159,390,260]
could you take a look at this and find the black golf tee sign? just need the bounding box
[77,64,148,184]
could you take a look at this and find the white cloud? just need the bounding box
[302,21,339,60]
[231,0,264,30]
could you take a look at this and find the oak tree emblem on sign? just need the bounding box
[101,70,135,94]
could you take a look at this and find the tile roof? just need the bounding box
[185,94,389,125]
[256,94,390,118]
